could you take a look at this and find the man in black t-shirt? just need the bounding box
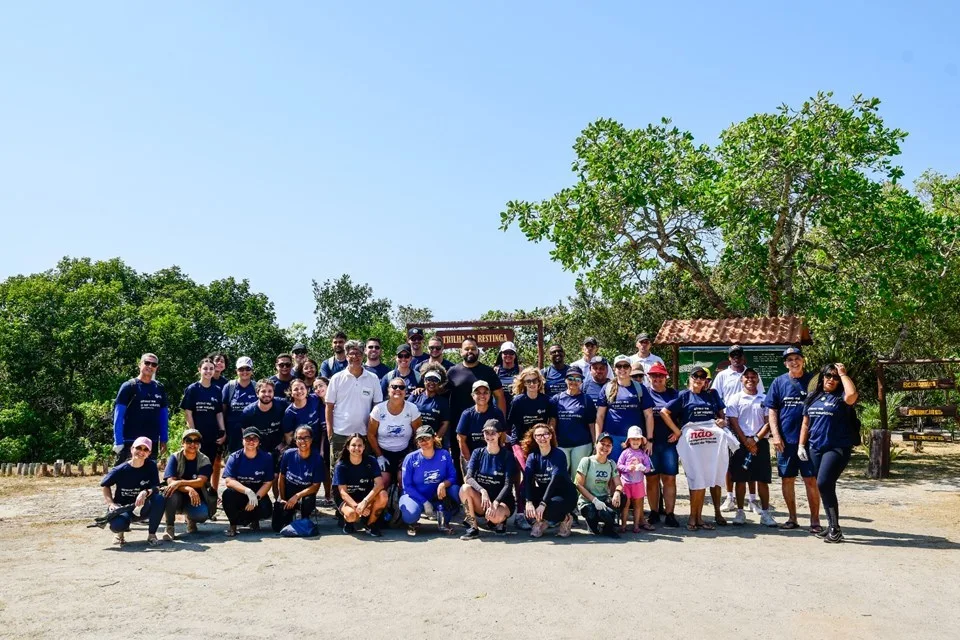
[446,338,507,427]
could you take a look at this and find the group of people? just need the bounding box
[102,331,858,546]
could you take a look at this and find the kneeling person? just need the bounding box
[100,436,165,546]
[401,426,460,536]
[221,427,274,536]
[332,434,388,536]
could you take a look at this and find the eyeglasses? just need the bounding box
[389,385,406,390]
[183,438,201,445]
[134,446,150,452]
[142,361,158,368]
[534,433,551,440]
[237,367,252,372]
[428,346,443,351]
[277,362,292,368]
[416,437,432,443]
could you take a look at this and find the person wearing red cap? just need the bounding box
[100,436,165,546]
[643,362,680,527]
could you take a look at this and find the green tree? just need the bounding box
[311,275,393,345]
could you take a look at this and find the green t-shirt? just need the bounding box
[576,455,618,507]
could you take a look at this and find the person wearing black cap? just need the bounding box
[460,420,515,539]
[221,427,274,536]
[381,343,420,398]
[582,355,612,404]
[575,432,624,538]
[291,343,309,378]
[572,337,614,380]
[161,428,215,541]
[764,346,821,532]
[407,327,429,369]
[713,345,765,513]
[548,365,598,482]
[629,333,664,384]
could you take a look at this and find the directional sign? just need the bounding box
[893,378,956,391]
[902,432,954,443]
[896,406,957,418]
[435,329,516,350]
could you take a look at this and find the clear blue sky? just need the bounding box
[2,2,958,329]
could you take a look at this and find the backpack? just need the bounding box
[384,369,421,389]
[174,450,219,517]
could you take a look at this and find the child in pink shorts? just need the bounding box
[617,426,654,532]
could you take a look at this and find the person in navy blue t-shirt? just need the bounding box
[799,363,859,543]
[239,380,292,486]
[548,366,597,482]
[180,358,226,462]
[412,366,451,444]
[363,338,392,379]
[459,423,516,539]
[406,327,429,370]
[764,346,821,532]
[320,332,349,379]
[112,353,169,462]
[100,436,165,546]
[273,426,326,532]
[595,356,655,454]
[221,427,275,536]
[455,381,506,462]
[269,353,296,401]
[494,342,521,407]
[541,344,570,397]
[332,434,388,536]
[381,344,420,398]
[209,352,229,394]
[521,423,577,538]
[222,357,258,455]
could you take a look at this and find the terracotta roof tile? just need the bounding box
[654,316,811,346]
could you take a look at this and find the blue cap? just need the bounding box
[782,346,803,359]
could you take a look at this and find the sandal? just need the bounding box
[146,534,160,546]
[632,525,641,534]
[699,521,716,530]
[686,522,700,531]
[778,521,799,530]
[225,526,238,537]
[808,524,825,534]
[639,522,655,531]
[714,515,728,526]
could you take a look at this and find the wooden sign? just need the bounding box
[893,378,956,391]
[896,405,957,418]
[435,328,516,350]
[902,432,953,443]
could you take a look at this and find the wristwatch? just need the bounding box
[752,436,760,442]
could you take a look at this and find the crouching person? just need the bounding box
[272,426,325,533]
[161,429,214,540]
[221,427,274,536]
[100,436,165,546]
[400,426,460,536]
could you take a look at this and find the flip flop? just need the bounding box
[686,523,700,531]
[639,522,655,531]
[778,521,800,530]
[699,522,716,530]
[714,516,728,527]
[808,524,825,534]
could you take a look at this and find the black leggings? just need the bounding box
[579,498,617,534]
[530,487,577,524]
[272,484,317,532]
[810,446,851,514]
[222,487,272,526]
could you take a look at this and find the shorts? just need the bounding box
[622,481,646,500]
[609,435,627,458]
[381,448,408,480]
[646,442,679,476]
[334,490,367,512]
[777,442,815,479]
[730,438,772,484]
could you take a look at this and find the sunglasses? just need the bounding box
[615,364,631,369]
[183,438,201,445]
[293,350,307,355]
[243,436,259,442]
[389,385,406,390]
[367,345,381,350]
[416,436,432,442]
[523,379,539,385]
[823,374,841,380]
[428,346,443,351]
[691,374,707,380]
[142,361,158,368]
[237,367,252,372]
[134,445,150,452]
[566,377,583,382]
[631,374,644,379]
[277,362,292,367]
[396,354,411,359]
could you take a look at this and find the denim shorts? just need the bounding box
[646,442,679,476]
[776,442,815,478]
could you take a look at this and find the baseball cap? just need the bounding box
[499,341,517,354]
[242,427,262,439]
[728,344,744,355]
[132,436,152,451]
[396,344,412,356]
[292,342,307,353]
[472,380,490,392]
[415,425,436,439]
[583,336,599,346]
[647,362,669,376]
[596,431,614,444]
[627,425,644,439]
[565,366,584,379]
[482,419,503,433]
[636,333,651,342]
[181,429,202,442]
[236,356,253,369]
[691,366,709,378]
[613,355,631,366]
[589,355,607,366]
[782,346,803,359]
[424,370,442,382]
[407,327,425,339]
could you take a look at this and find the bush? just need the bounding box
[0,435,32,463]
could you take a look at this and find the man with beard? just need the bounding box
[407,327,430,369]
[446,338,507,430]
[571,337,614,380]
[420,336,456,372]
[629,333,665,385]
[362,337,391,379]
[540,344,570,397]
[320,332,349,379]
[581,356,612,404]
[269,354,295,400]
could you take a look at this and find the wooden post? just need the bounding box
[876,361,888,431]
[64,463,73,477]
[78,462,85,477]
[672,344,680,385]
[40,462,50,477]
[868,429,890,479]
[53,460,62,477]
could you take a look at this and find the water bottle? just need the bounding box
[742,451,754,470]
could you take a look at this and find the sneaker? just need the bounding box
[249,519,260,532]
[162,525,176,541]
[113,532,126,546]
[816,526,830,539]
[513,513,532,531]
[664,513,680,528]
[530,521,547,538]
[720,495,737,512]
[557,515,573,538]
[648,512,660,525]
[406,523,419,537]
[342,522,355,535]
[823,526,844,543]
[146,534,160,546]
[186,518,198,534]
[494,522,507,536]
[367,523,383,538]
[760,510,779,527]
[319,498,335,508]
[748,499,763,514]
[460,526,480,540]
[732,509,747,525]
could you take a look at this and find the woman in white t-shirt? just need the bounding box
[367,379,423,489]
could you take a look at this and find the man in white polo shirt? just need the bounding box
[325,340,383,473]
[725,368,777,527]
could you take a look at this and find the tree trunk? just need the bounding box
[868,429,890,479]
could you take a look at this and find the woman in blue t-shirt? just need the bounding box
[507,367,552,532]
[100,436,165,546]
[661,367,726,530]
[312,376,334,507]
[180,358,226,463]
[522,423,577,538]
[595,355,655,454]
[799,363,859,544]
[332,434,388,536]
[494,341,521,407]
[460,422,515,539]
[273,426,326,533]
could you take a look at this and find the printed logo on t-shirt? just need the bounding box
[688,429,718,445]
[423,469,440,484]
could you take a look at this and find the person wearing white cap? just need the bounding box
[223,357,258,454]
[455,380,506,466]
[100,436,165,546]
[494,341,521,406]
[596,355,655,454]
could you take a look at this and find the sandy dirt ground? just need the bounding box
[0,444,958,640]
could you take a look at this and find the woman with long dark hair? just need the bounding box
[799,363,858,543]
